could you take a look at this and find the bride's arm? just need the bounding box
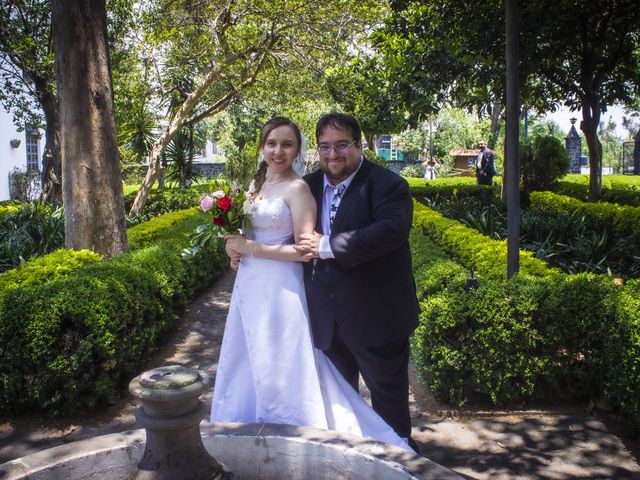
[226,179,316,263]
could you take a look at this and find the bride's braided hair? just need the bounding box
[252,117,302,198]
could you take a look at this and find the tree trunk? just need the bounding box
[38,86,62,204]
[580,100,603,202]
[52,0,128,256]
[128,48,271,215]
[489,101,502,149]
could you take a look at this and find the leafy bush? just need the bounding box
[0,249,102,293]
[603,279,640,435]
[521,135,570,194]
[0,208,227,415]
[0,203,65,273]
[410,237,620,408]
[556,174,640,207]
[400,164,425,178]
[124,184,212,226]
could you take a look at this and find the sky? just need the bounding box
[544,104,636,139]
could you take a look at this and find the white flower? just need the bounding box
[242,198,254,215]
[212,189,225,199]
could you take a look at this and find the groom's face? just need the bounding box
[318,126,362,186]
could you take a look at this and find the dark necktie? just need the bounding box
[329,184,346,227]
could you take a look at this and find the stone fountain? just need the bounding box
[1,365,463,480]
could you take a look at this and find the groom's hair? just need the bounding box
[316,113,362,146]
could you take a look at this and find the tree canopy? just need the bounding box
[372,0,640,199]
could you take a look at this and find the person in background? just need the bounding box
[475,140,496,185]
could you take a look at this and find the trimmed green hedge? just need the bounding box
[409,185,640,433]
[410,227,640,433]
[406,177,496,203]
[0,249,102,292]
[530,191,640,235]
[0,208,226,415]
[556,174,640,207]
[413,200,556,280]
[604,278,640,432]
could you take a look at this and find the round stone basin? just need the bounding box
[1,422,463,479]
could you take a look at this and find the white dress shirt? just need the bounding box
[318,156,363,259]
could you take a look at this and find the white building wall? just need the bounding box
[1,109,26,200]
[0,108,43,201]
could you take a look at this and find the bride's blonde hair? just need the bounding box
[252,117,302,197]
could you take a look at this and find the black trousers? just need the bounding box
[476,171,493,185]
[324,324,412,439]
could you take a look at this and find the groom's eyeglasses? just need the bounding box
[317,140,357,156]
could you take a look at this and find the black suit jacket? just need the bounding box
[302,159,419,350]
[476,148,496,178]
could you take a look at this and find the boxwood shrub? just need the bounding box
[406,177,496,203]
[408,187,639,433]
[603,278,640,435]
[0,208,226,415]
[412,200,556,280]
[556,175,640,207]
[530,191,640,236]
[411,270,619,407]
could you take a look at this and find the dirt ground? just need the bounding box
[1,270,639,479]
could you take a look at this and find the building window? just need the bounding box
[211,139,219,156]
[25,128,40,172]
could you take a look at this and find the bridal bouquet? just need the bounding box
[182,182,253,258]
[200,185,252,234]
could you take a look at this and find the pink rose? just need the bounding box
[200,195,214,212]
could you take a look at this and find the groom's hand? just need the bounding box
[295,232,322,258]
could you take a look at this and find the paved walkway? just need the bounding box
[1,270,639,479]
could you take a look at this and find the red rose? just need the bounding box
[217,196,233,212]
[213,216,226,226]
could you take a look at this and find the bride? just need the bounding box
[210,116,411,451]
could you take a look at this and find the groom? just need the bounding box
[297,113,420,450]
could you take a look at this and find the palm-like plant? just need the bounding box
[0,203,64,272]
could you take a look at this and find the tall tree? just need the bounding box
[128,0,380,214]
[325,56,406,152]
[0,0,134,203]
[0,0,61,202]
[374,0,640,200]
[533,1,640,200]
[52,0,128,256]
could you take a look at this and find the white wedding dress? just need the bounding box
[210,196,411,451]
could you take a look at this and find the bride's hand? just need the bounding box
[224,234,250,256]
[299,251,316,262]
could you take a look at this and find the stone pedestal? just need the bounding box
[565,118,582,174]
[129,365,232,480]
